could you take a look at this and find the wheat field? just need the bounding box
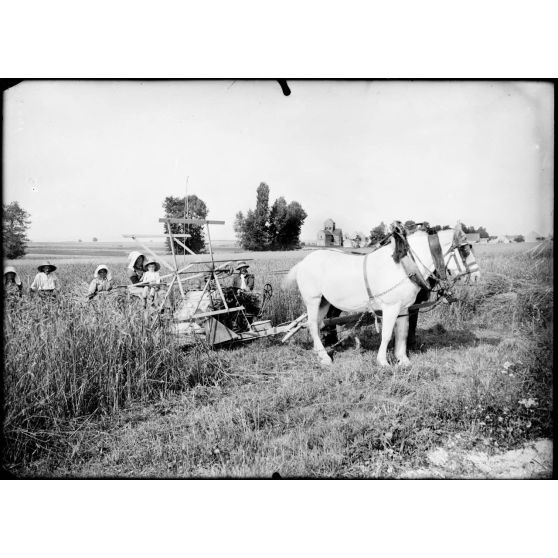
[2,242,553,477]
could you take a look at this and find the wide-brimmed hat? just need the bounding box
[93,264,112,280]
[235,261,249,271]
[38,261,57,273]
[4,266,22,285]
[143,259,161,272]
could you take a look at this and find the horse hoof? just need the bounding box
[397,358,411,368]
[317,353,333,366]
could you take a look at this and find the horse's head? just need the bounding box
[442,222,481,283]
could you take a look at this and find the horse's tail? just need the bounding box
[282,263,299,289]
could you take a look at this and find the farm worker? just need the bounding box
[4,266,23,299]
[232,262,255,292]
[87,264,114,300]
[127,251,146,284]
[30,261,60,296]
[141,259,161,308]
[231,262,260,319]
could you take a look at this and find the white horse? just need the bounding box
[285,223,480,366]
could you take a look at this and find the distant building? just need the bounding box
[525,230,544,242]
[466,233,481,244]
[492,235,511,243]
[317,218,343,247]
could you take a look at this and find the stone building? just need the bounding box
[317,218,343,247]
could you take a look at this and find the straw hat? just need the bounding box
[143,259,161,272]
[235,261,249,271]
[38,261,57,273]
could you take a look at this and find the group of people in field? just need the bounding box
[3,253,163,308]
[4,252,256,310]
[4,262,60,299]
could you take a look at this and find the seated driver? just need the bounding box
[231,262,259,319]
[231,262,255,292]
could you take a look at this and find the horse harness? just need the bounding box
[362,224,475,320]
[322,227,476,350]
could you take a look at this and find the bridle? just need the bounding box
[406,228,478,300]
[444,238,480,282]
[355,223,480,325]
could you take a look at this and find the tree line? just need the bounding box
[161,183,307,254]
[3,182,307,261]
[3,202,31,259]
[233,182,307,251]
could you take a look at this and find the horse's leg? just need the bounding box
[306,296,333,366]
[377,303,401,366]
[322,303,341,347]
[394,314,411,366]
[408,280,434,350]
[408,288,427,349]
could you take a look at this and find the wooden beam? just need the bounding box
[322,313,376,327]
[123,234,191,238]
[166,225,186,300]
[131,239,175,272]
[172,236,198,257]
[181,306,245,320]
[175,258,254,265]
[159,218,225,225]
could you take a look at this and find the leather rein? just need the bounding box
[412,228,477,298]
[362,226,476,316]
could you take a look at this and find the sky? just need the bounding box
[3,80,554,242]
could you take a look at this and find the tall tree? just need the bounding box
[269,197,288,249]
[279,201,307,249]
[368,221,387,245]
[162,195,208,254]
[239,209,262,251]
[233,211,246,247]
[460,223,476,234]
[3,201,31,259]
[253,182,271,249]
[234,183,270,251]
[476,226,489,238]
[236,185,307,250]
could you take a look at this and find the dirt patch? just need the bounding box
[402,438,552,479]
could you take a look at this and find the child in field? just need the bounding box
[4,266,23,299]
[30,261,60,296]
[141,259,161,308]
[87,264,113,300]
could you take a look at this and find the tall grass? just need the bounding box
[439,246,553,330]
[3,267,230,468]
[2,246,553,476]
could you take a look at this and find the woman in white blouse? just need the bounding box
[30,261,60,296]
